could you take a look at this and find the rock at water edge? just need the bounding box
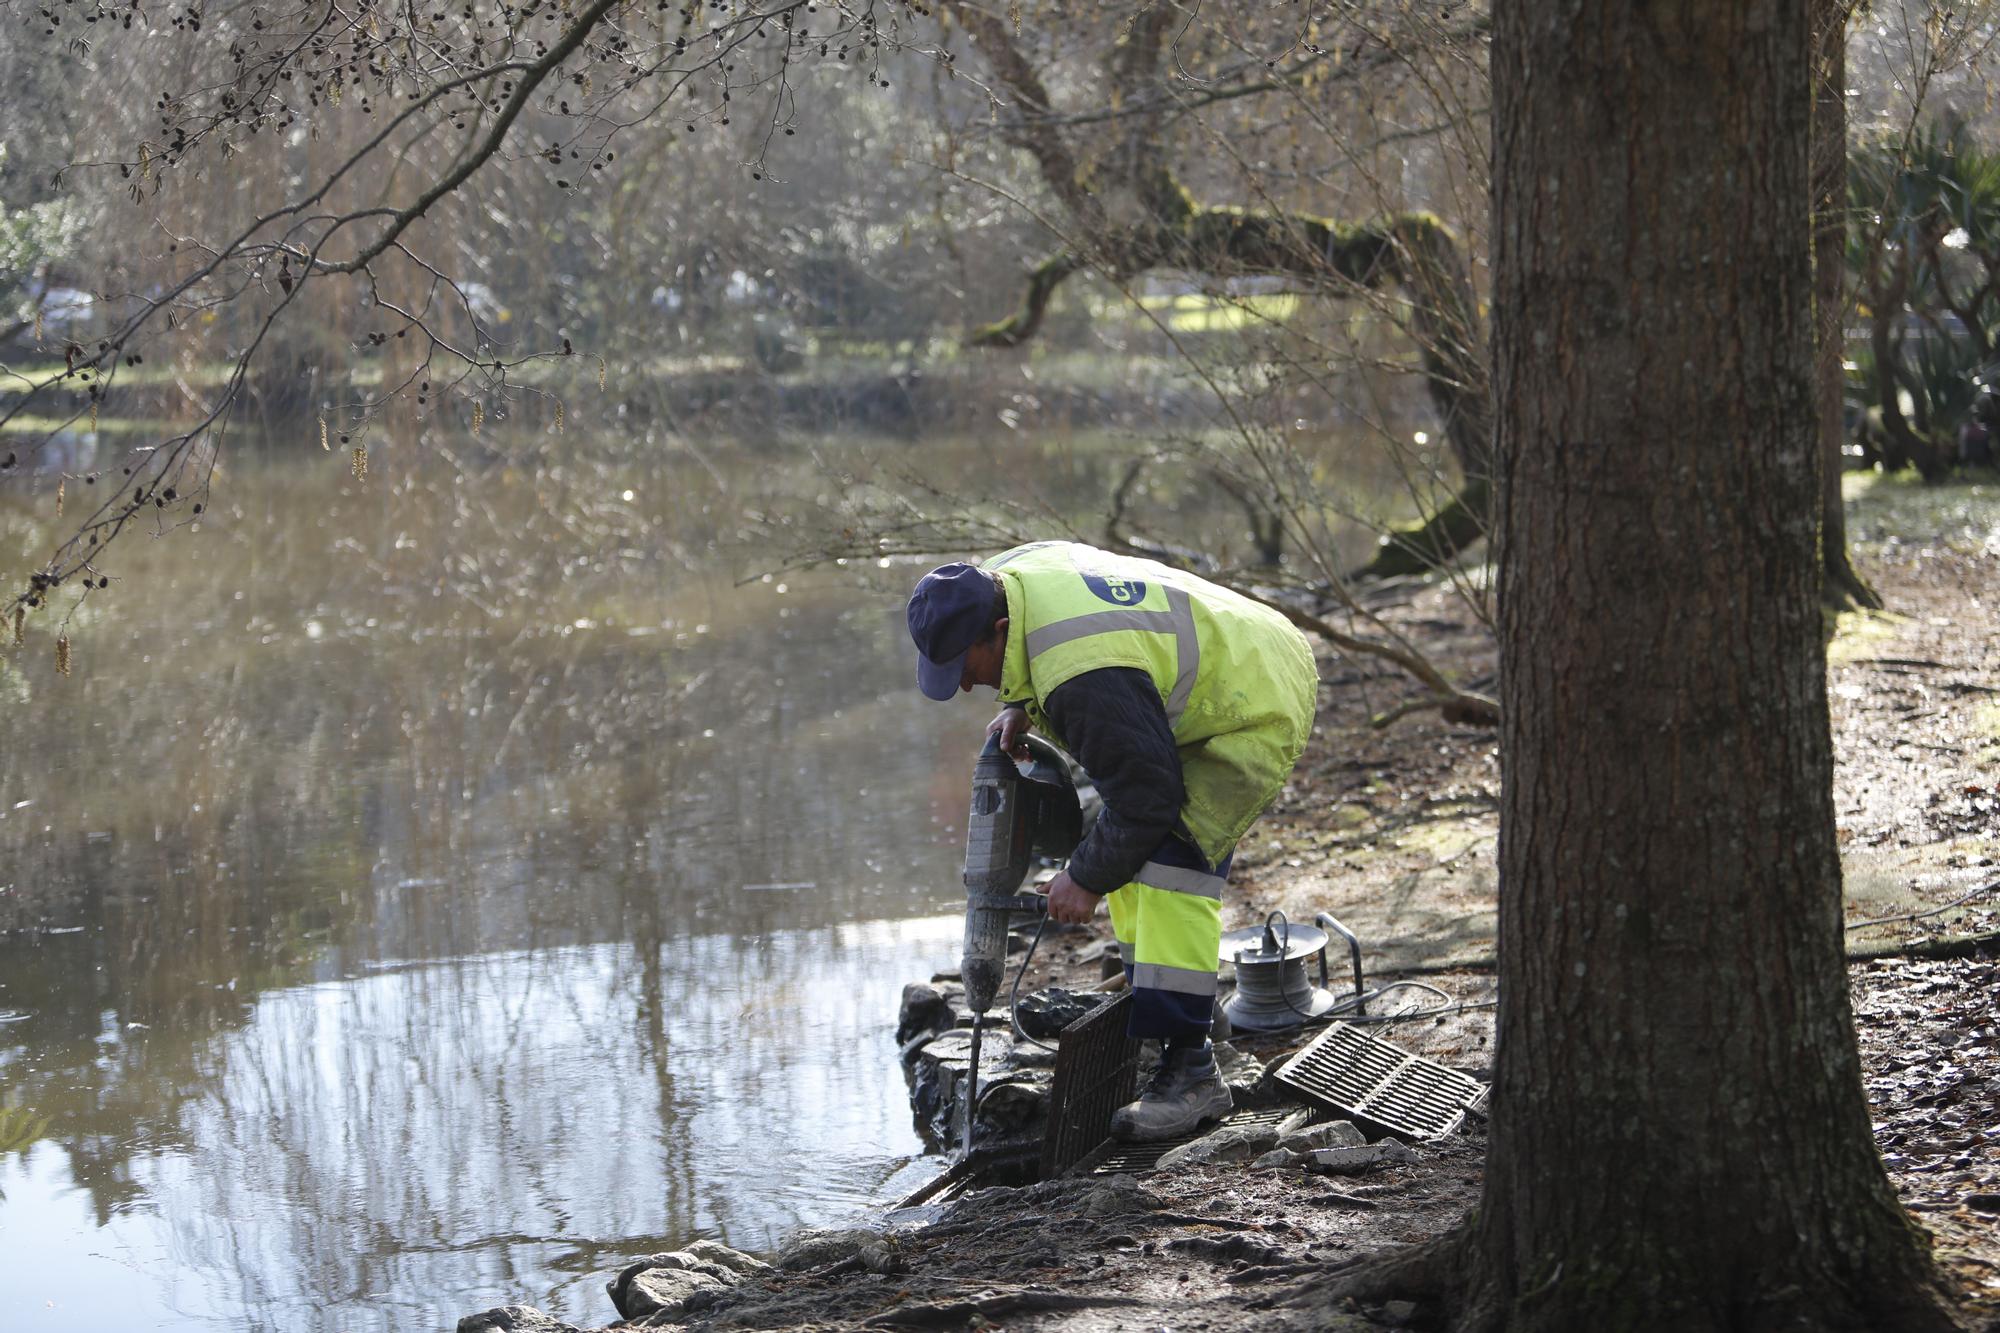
[608,1240,772,1320]
[457,1307,586,1333]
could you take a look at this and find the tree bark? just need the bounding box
[1812,0,1882,610]
[1464,1,1961,1328]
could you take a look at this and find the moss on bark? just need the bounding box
[1354,477,1491,581]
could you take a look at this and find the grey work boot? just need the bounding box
[1110,1047,1233,1142]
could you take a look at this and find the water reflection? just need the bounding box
[0,423,1379,1329]
[0,446,986,1331]
[3,917,961,1331]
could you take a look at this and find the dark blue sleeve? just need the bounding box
[1043,667,1183,895]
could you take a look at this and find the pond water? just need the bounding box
[0,442,994,1331]
[0,418,1413,1330]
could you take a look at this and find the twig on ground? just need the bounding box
[1142,1211,1262,1231]
[1303,1190,1381,1210]
[1849,927,2000,963]
[1227,1261,1327,1283]
[1845,879,2000,933]
[1851,657,1962,670]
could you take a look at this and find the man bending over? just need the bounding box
[906,541,1317,1140]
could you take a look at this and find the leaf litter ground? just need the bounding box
[521,475,2000,1331]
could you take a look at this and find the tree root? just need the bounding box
[1141,1210,1261,1230]
[1250,1215,1974,1332]
[862,1288,1145,1327]
[1166,1232,1292,1266]
[1823,545,1887,611]
[1267,1232,1466,1322]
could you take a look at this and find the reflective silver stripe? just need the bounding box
[1024,607,1171,655]
[1161,586,1197,724]
[1136,861,1226,900]
[1023,585,1202,727]
[1132,961,1219,997]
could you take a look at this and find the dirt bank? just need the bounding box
[462,472,2000,1332]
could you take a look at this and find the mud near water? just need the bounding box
[461,475,2000,1332]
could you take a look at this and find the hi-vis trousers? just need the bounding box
[1106,838,1234,1040]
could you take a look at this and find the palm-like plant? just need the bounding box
[1846,118,2000,478]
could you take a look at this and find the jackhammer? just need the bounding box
[958,731,1082,1155]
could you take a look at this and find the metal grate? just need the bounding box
[1085,1104,1300,1175]
[1273,1022,1484,1141]
[894,1140,1039,1209]
[1039,992,1140,1179]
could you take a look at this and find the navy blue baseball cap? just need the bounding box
[907,562,997,700]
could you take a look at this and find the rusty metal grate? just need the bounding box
[1039,992,1140,1179]
[1273,1022,1484,1141]
[895,1140,1039,1209]
[1084,1104,1300,1175]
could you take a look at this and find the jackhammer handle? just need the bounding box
[982,726,1068,769]
[1315,911,1366,1015]
[968,892,1050,915]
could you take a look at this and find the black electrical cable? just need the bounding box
[1234,912,1455,1025]
[1297,982,1468,1027]
[1006,908,1058,1053]
[1261,910,1329,1023]
[1242,909,1372,1024]
[1344,995,1496,1023]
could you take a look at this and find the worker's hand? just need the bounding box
[986,705,1031,761]
[1043,869,1103,924]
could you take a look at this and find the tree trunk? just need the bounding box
[1468,2,1960,1328]
[1813,0,1882,610]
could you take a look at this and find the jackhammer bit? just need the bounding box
[957,731,1080,1157]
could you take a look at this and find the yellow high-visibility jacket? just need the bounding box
[990,541,1318,866]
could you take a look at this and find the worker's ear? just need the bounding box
[993,615,1009,642]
